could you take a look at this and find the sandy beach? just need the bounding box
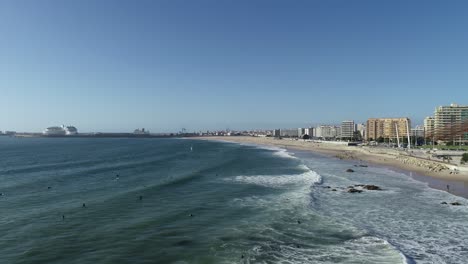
[196,136,468,197]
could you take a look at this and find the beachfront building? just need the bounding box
[411,126,424,138]
[424,116,435,140]
[298,128,306,138]
[356,123,366,140]
[315,125,339,140]
[273,129,281,137]
[366,118,411,144]
[340,120,355,140]
[280,129,299,138]
[305,127,314,137]
[433,103,468,144]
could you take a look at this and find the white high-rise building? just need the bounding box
[315,125,339,139]
[341,120,355,139]
[433,103,468,143]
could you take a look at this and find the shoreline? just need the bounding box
[194,136,468,198]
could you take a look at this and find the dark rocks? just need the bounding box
[362,185,382,191]
[331,189,337,191]
[450,202,462,206]
[441,202,448,205]
[354,184,365,187]
[359,165,368,167]
[346,169,355,173]
[347,188,362,193]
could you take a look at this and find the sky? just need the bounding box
[1,0,468,133]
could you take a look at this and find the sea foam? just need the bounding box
[226,165,321,189]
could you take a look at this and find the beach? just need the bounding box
[197,136,468,197]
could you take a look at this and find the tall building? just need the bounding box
[366,118,411,141]
[424,116,435,139]
[305,127,314,137]
[411,125,424,138]
[356,123,367,140]
[340,120,355,139]
[280,129,299,137]
[433,103,468,143]
[315,125,339,139]
[297,128,306,137]
[273,129,281,137]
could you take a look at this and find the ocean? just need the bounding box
[0,137,467,264]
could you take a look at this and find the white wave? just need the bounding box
[226,165,321,189]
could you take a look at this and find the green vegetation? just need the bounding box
[421,145,468,150]
[462,153,468,163]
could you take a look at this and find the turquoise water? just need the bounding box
[0,137,467,263]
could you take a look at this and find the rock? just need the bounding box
[363,185,382,191]
[346,169,355,173]
[450,202,462,206]
[441,202,448,205]
[331,189,337,191]
[347,188,362,193]
[354,184,365,187]
[359,165,368,167]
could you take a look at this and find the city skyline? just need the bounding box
[1,0,468,132]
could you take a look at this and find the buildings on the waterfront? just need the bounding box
[356,123,366,140]
[340,120,355,139]
[411,125,424,138]
[366,118,411,142]
[424,116,435,140]
[280,129,299,137]
[43,125,78,136]
[315,125,339,139]
[428,103,468,144]
[297,128,306,138]
[305,127,314,137]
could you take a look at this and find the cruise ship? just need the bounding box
[43,125,78,136]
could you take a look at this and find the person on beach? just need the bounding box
[447,185,450,193]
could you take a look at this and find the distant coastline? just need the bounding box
[12,133,179,138]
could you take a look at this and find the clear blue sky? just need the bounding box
[1,0,467,132]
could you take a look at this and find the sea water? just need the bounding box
[0,137,467,263]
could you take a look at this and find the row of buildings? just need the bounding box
[273,121,367,140]
[424,103,468,144]
[272,103,467,145]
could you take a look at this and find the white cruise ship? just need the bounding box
[43,125,78,136]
